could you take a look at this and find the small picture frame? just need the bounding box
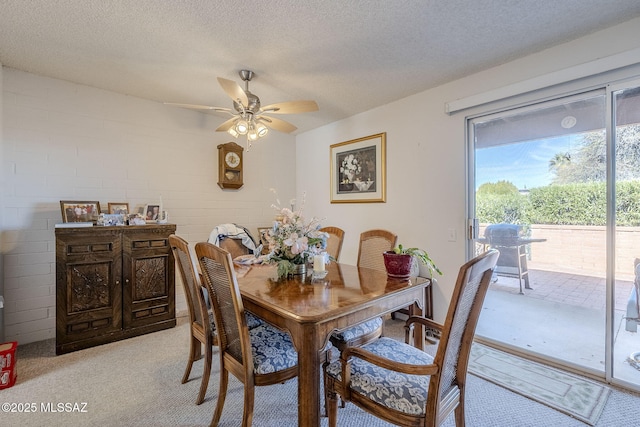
[257,227,272,255]
[60,200,102,223]
[330,132,386,203]
[144,204,161,223]
[107,202,129,215]
[97,213,125,226]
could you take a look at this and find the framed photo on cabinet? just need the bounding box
[108,202,129,215]
[60,200,101,223]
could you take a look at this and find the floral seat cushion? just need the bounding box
[331,317,383,343]
[325,337,433,415]
[245,311,265,329]
[250,324,298,374]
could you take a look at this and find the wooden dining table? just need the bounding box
[234,261,431,427]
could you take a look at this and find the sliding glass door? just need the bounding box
[469,81,640,389]
[612,81,640,388]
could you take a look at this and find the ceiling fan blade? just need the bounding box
[259,116,297,133]
[261,100,319,114]
[217,77,249,106]
[164,102,233,114]
[215,117,238,132]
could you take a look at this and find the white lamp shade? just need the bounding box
[236,119,249,135]
[256,123,269,137]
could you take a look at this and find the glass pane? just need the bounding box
[613,85,640,386]
[472,91,607,373]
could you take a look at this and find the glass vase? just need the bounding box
[288,263,306,278]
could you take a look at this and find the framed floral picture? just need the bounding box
[60,200,102,223]
[330,132,386,203]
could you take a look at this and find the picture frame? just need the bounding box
[144,204,161,223]
[60,200,102,223]
[330,132,386,203]
[257,227,272,254]
[107,202,129,215]
[97,213,125,226]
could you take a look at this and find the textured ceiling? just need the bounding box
[1,0,640,134]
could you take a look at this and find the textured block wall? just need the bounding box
[1,68,296,345]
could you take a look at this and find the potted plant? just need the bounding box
[383,244,442,279]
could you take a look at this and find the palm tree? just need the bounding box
[548,152,571,173]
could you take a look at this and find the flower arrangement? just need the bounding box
[340,154,361,183]
[264,192,329,279]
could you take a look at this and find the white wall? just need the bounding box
[1,69,297,344]
[296,17,640,323]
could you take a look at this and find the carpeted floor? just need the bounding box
[3,317,640,426]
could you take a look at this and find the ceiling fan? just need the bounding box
[165,70,318,148]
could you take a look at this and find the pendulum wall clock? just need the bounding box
[217,142,244,189]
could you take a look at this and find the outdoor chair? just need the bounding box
[195,241,298,427]
[324,249,499,427]
[319,226,345,261]
[483,223,538,294]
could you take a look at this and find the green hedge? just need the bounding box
[476,180,640,226]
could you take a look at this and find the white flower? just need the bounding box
[265,191,329,270]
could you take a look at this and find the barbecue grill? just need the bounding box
[477,223,546,294]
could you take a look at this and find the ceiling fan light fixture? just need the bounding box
[227,127,239,138]
[167,70,318,150]
[247,127,259,141]
[256,123,269,138]
[235,119,249,135]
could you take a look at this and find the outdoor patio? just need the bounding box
[476,262,640,388]
[486,263,633,311]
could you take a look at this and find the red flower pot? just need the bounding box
[382,251,414,279]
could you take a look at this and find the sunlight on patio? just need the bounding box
[476,264,640,387]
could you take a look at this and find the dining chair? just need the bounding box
[169,234,216,405]
[324,249,499,427]
[218,236,252,259]
[194,241,299,427]
[210,223,261,259]
[356,229,398,272]
[329,229,398,351]
[319,226,345,261]
[170,235,265,405]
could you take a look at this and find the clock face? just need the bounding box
[225,152,241,168]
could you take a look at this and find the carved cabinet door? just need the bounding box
[56,230,122,353]
[122,228,175,330]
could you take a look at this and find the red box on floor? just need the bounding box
[0,341,17,389]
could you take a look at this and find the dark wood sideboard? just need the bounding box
[55,224,177,355]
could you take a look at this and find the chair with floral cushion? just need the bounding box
[324,249,499,427]
[195,241,298,427]
[319,226,345,261]
[329,229,397,351]
[170,235,264,406]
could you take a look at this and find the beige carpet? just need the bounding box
[468,343,611,425]
[3,317,639,426]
